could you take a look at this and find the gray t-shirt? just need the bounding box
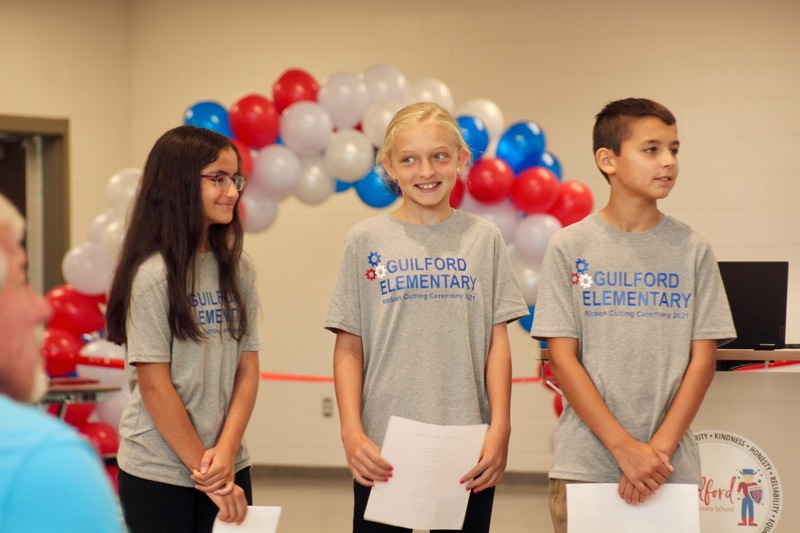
[325,210,528,446]
[532,213,735,484]
[117,252,261,487]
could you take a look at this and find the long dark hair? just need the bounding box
[106,125,248,344]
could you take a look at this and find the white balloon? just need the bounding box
[80,339,126,361]
[483,137,499,159]
[94,386,130,430]
[87,208,122,244]
[318,72,370,129]
[77,363,121,386]
[512,214,562,263]
[362,64,407,103]
[78,340,129,430]
[458,189,483,214]
[405,78,454,112]
[362,99,403,147]
[251,145,302,199]
[509,244,542,306]
[469,199,521,244]
[280,101,334,156]
[324,129,375,183]
[456,99,505,140]
[106,168,141,214]
[240,189,279,233]
[99,218,126,261]
[294,156,335,205]
[62,242,114,295]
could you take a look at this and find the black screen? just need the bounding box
[717,261,788,350]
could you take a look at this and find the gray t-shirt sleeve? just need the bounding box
[324,227,363,336]
[531,231,579,340]
[239,256,262,352]
[126,261,173,363]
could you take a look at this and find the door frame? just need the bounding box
[0,114,70,292]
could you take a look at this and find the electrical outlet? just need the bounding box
[322,397,333,417]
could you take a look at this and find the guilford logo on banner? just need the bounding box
[696,429,782,532]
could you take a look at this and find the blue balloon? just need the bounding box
[518,305,535,332]
[184,100,233,137]
[457,115,489,161]
[537,151,563,180]
[355,169,399,208]
[335,179,355,193]
[496,121,546,174]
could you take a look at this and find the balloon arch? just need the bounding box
[45,65,591,449]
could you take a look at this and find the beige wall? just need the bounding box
[0,0,132,244]
[2,0,799,471]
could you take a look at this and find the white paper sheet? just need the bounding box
[567,483,699,533]
[212,505,281,532]
[364,416,488,530]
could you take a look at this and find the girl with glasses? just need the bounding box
[106,125,260,532]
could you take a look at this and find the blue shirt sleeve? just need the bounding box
[2,430,126,533]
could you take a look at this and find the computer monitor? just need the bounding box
[717,261,788,350]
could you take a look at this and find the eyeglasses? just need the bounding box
[200,173,246,191]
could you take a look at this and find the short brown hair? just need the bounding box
[593,98,676,180]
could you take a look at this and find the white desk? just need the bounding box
[42,377,120,419]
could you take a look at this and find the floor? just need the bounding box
[252,467,551,532]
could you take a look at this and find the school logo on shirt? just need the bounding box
[189,290,241,335]
[696,429,783,532]
[572,257,693,320]
[364,250,478,304]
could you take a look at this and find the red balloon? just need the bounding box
[449,178,465,208]
[272,68,319,113]
[510,166,560,214]
[79,421,120,456]
[547,180,594,227]
[106,464,119,492]
[231,138,254,177]
[466,157,514,205]
[540,361,555,386]
[45,403,93,425]
[87,292,107,305]
[64,402,95,427]
[45,284,105,336]
[42,328,84,376]
[553,393,564,417]
[228,93,279,149]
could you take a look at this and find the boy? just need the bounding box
[531,98,735,532]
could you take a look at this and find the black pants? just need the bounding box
[118,467,253,533]
[353,481,495,532]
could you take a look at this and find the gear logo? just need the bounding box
[572,258,592,288]
[365,251,383,282]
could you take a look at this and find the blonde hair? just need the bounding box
[0,194,25,289]
[375,102,472,187]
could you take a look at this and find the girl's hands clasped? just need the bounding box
[208,484,248,524]
[191,445,237,495]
